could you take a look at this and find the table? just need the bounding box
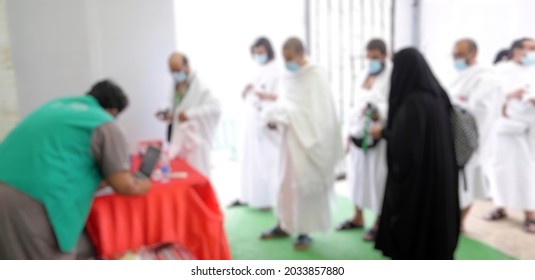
[86,157,232,260]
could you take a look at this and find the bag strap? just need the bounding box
[460,167,468,191]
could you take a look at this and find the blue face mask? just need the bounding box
[454,59,469,72]
[286,61,301,73]
[368,59,383,75]
[255,53,268,65]
[172,71,187,83]
[521,51,535,67]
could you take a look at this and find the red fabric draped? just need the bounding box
[86,157,232,260]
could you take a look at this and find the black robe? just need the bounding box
[375,48,460,260]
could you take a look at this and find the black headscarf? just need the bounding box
[376,48,460,260]
[387,48,452,128]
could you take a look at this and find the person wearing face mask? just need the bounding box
[230,37,282,210]
[259,37,343,250]
[337,39,391,242]
[486,38,535,233]
[447,39,502,232]
[156,52,221,178]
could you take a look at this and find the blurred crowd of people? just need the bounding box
[1,33,535,260]
[231,36,535,259]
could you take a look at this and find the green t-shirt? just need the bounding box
[0,95,113,252]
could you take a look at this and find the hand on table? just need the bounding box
[106,171,152,196]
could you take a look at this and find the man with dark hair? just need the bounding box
[487,37,535,233]
[156,52,221,177]
[260,37,344,250]
[88,80,129,117]
[366,39,387,56]
[448,38,501,232]
[338,38,391,242]
[0,80,151,259]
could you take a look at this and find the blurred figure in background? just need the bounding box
[156,52,221,177]
[338,39,392,242]
[448,39,501,232]
[231,37,282,210]
[487,38,535,233]
[0,80,151,259]
[372,48,460,259]
[493,49,510,65]
[260,37,344,250]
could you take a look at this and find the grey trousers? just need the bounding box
[0,183,95,260]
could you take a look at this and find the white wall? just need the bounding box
[6,0,175,150]
[393,0,416,51]
[7,0,94,116]
[86,0,176,150]
[0,0,19,140]
[418,0,535,86]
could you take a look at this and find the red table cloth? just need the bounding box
[86,157,232,260]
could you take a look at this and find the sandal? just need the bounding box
[228,200,247,208]
[260,226,290,240]
[336,220,364,231]
[294,235,313,250]
[363,228,378,242]
[524,219,535,234]
[484,209,507,221]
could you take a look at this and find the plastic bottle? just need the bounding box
[160,154,172,183]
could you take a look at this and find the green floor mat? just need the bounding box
[224,196,514,260]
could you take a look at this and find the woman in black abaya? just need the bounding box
[371,48,460,259]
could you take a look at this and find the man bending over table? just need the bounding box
[0,80,151,260]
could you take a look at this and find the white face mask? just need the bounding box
[522,51,535,67]
[172,71,187,83]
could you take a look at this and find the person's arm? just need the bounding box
[256,91,278,101]
[104,172,150,195]
[92,122,151,196]
[242,84,254,99]
[501,88,526,118]
[156,108,173,123]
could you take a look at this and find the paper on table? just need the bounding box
[171,172,188,179]
[95,186,114,197]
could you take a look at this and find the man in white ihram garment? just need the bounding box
[156,52,222,178]
[230,37,282,210]
[486,38,535,234]
[336,39,391,242]
[447,39,501,232]
[260,37,344,250]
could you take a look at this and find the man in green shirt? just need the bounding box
[0,80,151,259]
